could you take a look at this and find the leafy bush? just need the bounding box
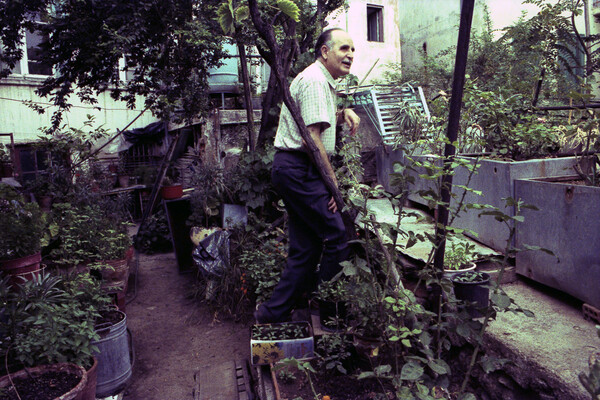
[0,184,47,260]
[133,209,173,254]
[47,203,131,268]
[0,271,111,370]
[238,231,286,305]
[188,164,228,228]
[226,147,275,210]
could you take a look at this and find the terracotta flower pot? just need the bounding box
[0,252,42,287]
[0,363,87,400]
[161,184,183,200]
[80,357,98,400]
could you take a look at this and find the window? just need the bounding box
[367,5,383,42]
[119,55,136,82]
[13,144,50,182]
[24,27,51,75]
[11,13,52,76]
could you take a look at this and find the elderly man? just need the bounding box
[254,28,360,329]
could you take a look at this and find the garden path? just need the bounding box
[121,251,252,400]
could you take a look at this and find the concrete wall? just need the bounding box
[0,76,158,145]
[397,0,487,72]
[515,177,600,309]
[326,0,402,84]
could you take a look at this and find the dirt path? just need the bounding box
[122,251,252,400]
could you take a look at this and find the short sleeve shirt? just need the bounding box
[273,61,338,154]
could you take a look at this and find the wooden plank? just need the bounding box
[235,359,254,400]
[194,361,238,400]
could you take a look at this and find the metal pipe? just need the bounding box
[433,0,476,274]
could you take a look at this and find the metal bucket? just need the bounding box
[92,309,132,397]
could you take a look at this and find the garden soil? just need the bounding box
[121,251,252,400]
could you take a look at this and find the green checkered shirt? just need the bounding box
[274,61,338,154]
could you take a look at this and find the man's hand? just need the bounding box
[342,109,360,135]
[328,196,338,213]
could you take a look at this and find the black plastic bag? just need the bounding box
[192,229,230,277]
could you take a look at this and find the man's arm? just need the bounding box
[308,123,339,213]
[337,108,360,135]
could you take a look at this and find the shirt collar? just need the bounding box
[315,61,337,90]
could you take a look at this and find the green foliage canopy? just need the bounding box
[0,0,227,126]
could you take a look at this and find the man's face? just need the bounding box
[321,30,355,80]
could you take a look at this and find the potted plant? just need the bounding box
[47,203,132,292]
[92,306,132,397]
[342,260,387,360]
[0,184,47,286]
[0,271,112,399]
[406,86,578,252]
[250,321,314,366]
[513,115,600,309]
[443,240,477,279]
[161,176,183,200]
[452,271,491,318]
[0,363,88,400]
[25,174,57,211]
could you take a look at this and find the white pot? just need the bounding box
[443,262,476,280]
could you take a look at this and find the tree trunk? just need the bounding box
[256,71,282,148]
[237,42,256,151]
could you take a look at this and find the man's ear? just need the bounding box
[321,45,329,60]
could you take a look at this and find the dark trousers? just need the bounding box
[259,151,349,322]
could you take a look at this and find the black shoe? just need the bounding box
[254,305,291,324]
[254,306,271,324]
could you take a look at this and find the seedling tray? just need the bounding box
[250,321,314,366]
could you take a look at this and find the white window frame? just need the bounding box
[10,14,53,77]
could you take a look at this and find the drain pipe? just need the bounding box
[432,0,476,276]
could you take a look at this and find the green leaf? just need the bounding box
[522,309,535,318]
[456,323,471,338]
[217,1,234,34]
[400,361,424,381]
[491,292,511,309]
[276,0,300,22]
[428,359,450,375]
[235,6,249,21]
[358,371,375,379]
[458,394,477,400]
[375,364,392,375]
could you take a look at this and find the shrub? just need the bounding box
[0,184,47,260]
[47,203,131,268]
[0,271,111,370]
